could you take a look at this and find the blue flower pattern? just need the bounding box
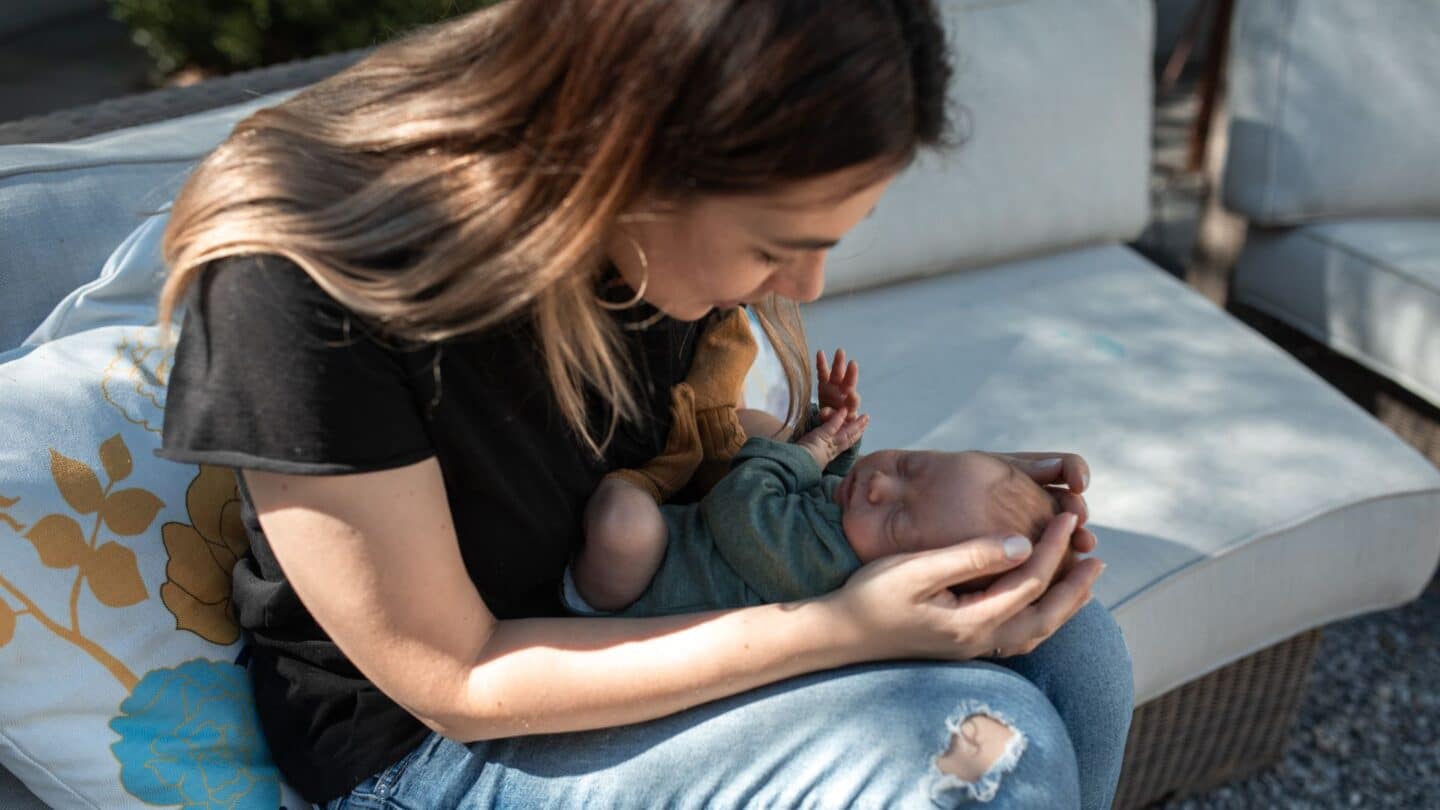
[110,658,284,809]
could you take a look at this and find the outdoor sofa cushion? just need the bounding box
[0,92,294,351]
[801,243,1440,703]
[825,0,1151,296]
[1222,0,1440,224]
[0,321,310,810]
[0,202,318,808]
[1232,219,1440,410]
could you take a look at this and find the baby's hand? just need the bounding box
[796,407,869,469]
[816,349,861,423]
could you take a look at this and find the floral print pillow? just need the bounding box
[0,324,311,810]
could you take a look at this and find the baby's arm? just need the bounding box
[571,477,669,611]
[795,408,869,471]
[699,433,866,604]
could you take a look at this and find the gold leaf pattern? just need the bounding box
[24,514,87,569]
[84,542,148,608]
[159,465,249,644]
[0,492,20,531]
[98,434,133,483]
[50,449,103,514]
[160,582,240,645]
[0,601,14,647]
[101,488,166,537]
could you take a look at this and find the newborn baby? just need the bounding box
[567,400,1069,618]
[835,444,1060,592]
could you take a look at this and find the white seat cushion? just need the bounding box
[1233,218,1440,410]
[798,244,1440,704]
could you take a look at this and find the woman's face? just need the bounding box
[606,162,898,321]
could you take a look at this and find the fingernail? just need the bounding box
[1037,458,1062,469]
[1004,535,1032,559]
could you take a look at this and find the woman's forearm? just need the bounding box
[436,597,863,741]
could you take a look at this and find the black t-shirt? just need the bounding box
[156,254,708,803]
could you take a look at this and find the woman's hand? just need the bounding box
[825,512,1104,661]
[989,451,1097,555]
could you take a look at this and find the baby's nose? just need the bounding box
[867,471,898,504]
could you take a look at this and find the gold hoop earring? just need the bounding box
[597,233,649,311]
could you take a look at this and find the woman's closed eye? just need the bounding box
[754,248,788,267]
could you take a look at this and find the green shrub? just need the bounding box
[110,0,496,79]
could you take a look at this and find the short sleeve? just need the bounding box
[157,254,436,475]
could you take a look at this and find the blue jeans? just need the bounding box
[326,599,1133,809]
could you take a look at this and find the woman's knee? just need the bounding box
[1066,598,1135,710]
[916,666,1079,806]
[796,663,1078,807]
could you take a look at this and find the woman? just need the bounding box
[156,2,1133,807]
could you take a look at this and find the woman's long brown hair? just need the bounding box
[159,0,954,455]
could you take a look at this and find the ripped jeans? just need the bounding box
[324,598,1133,809]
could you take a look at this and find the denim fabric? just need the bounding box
[325,598,1131,809]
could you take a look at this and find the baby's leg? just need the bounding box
[572,477,670,611]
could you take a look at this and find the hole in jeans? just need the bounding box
[929,700,1027,804]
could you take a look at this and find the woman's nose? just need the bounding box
[774,254,826,303]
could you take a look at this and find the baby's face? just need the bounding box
[836,449,1057,563]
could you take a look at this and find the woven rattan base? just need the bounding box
[1114,628,1322,809]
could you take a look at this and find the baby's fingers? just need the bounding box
[834,413,869,450]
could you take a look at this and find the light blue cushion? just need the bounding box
[1223,1,1440,224]
[1233,218,1440,408]
[21,210,170,348]
[0,91,295,351]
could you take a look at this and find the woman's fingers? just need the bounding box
[993,556,1104,655]
[965,512,1079,626]
[816,350,830,382]
[905,532,1035,596]
[1046,487,1088,526]
[1072,526,1098,554]
[997,452,1090,493]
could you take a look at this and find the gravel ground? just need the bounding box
[1160,571,1439,809]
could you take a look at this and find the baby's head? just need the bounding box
[835,449,1058,564]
